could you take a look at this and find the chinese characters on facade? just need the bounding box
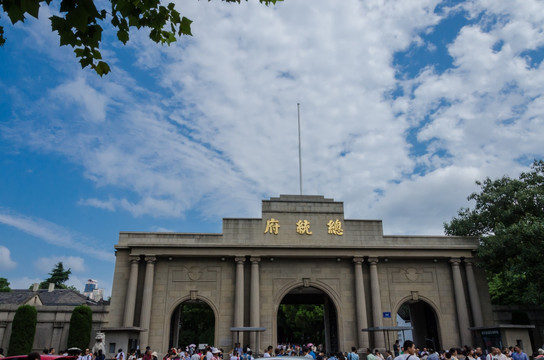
[264,218,343,236]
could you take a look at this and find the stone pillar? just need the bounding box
[368,257,385,349]
[124,256,140,327]
[250,257,261,351]
[450,258,471,346]
[324,296,331,353]
[0,321,7,348]
[139,256,156,347]
[465,259,484,327]
[233,257,245,343]
[353,257,369,348]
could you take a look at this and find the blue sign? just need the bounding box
[383,312,391,318]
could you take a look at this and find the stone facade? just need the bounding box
[105,195,495,356]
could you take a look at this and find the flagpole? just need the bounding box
[297,103,303,196]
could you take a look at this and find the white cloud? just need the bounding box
[1,0,544,237]
[35,256,87,274]
[9,277,42,290]
[0,246,17,270]
[0,208,115,261]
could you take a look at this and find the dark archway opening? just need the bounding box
[277,286,338,353]
[169,300,215,348]
[397,300,440,350]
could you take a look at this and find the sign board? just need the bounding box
[383,312,391,318]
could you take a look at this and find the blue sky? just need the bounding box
[1,0,544,297]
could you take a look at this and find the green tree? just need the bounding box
[0,277,10,292]
[7,304,37,356]
[0,0,281,75]
[277,304,324,344]
[178,301,214,347]
[444,160,544,306]
[40,262,72,289]
[67,305,93,349]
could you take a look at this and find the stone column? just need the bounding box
[450,258,471,345]
[353,257,369,348]
[139,256,156,347]
[0,321,7,349]
[233,257,246,343]
[124,256,140,327]
[250,257,261,351]
[368,257,385,349]
[465,259,484,327]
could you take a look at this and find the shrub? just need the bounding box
[67,305,93,349]
[7,304,37,355]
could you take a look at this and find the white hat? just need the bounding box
[212,348,221,354]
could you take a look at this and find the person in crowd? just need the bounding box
[264,346,273,358]
[394,340,416,360]
[511,346,528,360]
[366,349,377,360]
[427,349,439,360]
[96,350,105,360]
[347,347,359,360]
[386,350,393,360]
[28,353,41,360]
[117,349,126,360]
[394,341,400,357]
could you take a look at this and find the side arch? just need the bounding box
[162,295,219,351]
[392,295,442,350]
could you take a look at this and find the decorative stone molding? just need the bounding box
[190,290,198,300]
[353,257,364,264]
[368,257,379,265]
[144,256,157,263]
[449,257,461,266]
[234,257,246,264]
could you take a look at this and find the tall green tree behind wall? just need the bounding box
[7,304,37,356]
[444,160,544,306]
[67,305,93,349]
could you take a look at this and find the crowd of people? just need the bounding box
[101,340,541,360]
[1,340,542,360]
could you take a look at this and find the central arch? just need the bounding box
[275,286,339,353]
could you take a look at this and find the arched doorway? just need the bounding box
[277,286,338,353]
[170,299,215,348]
[396,300,440,350]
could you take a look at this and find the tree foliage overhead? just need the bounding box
[0,0,281,75]
[7,304,38,356]
[0,277,10,292]
[67,305,93,350]
[39,262,72,289]
[444,160,544,306]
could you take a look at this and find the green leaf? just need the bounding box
[117,28,129,44]
[179,16,192,36]
[94,61,110,76]
[21,0,40,19]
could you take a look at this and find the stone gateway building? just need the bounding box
[105,195,504,356]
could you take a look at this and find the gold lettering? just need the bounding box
[296,220,312,235]
[327,219,344,235]
[264,218,280,235]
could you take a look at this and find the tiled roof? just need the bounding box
[0,289,95,306]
